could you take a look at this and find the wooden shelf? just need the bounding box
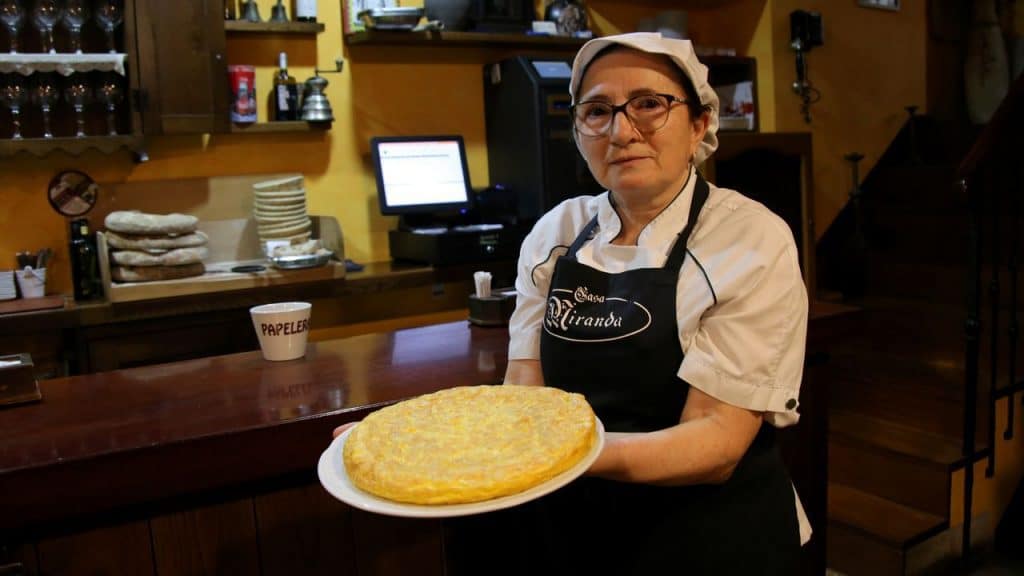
[229,121,330,133]
[344,29,587,50]
[225,20,325,34]
[0,134,145,158]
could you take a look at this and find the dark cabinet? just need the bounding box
[135,0,229,134]
[0,0,146,158]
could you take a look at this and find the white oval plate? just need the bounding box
[317,417,605,518]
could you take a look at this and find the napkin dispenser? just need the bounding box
[0,353,42,407]
[469,271,516,326]
[469,290,516,326]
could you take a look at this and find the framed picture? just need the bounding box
[857,0,900,11]
[342,0,397,35]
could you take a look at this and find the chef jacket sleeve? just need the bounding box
[507,210,570,361]
[677,209,809,427]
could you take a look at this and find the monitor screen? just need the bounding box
[372,135,473,215]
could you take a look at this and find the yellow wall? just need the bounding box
[0,0,923,295]
[768,0,928,240]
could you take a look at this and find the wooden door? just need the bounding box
[134,0,229,134]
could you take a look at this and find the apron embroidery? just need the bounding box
[543,288,652,342]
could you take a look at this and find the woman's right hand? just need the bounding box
[333,421,358,438]
[504,359,544,386]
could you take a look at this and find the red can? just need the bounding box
[228,65,257,123]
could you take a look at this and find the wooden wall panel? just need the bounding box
[36,521,154,575]
[150,499,260,576]
[254,483,357,576]
[350,510,445,576]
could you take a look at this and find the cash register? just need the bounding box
[372,134,525,266]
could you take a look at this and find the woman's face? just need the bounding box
[575,49,708,200]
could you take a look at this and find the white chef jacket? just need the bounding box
[508,167,812,544]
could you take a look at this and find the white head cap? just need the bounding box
[569,32,719,164]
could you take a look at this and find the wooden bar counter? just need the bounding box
[0,302,856,575]
[1,322,507,575]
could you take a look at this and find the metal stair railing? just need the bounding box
[956,71,1024,566]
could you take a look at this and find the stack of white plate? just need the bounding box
[0,270,15,300]
[252,176,312,245]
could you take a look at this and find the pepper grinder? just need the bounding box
[300,57,344,124]
[300,76,332,123]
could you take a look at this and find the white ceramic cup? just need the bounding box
[15,267,46,299]
[250,302,312,361]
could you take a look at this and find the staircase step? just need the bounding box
[829,435,951,517]
[864,253,1022,309]
[828,520,905,576]
[868,206,1024,265]
[863,165,959,206]
[830,410,972,467]
[827,484,950,576]
[833,298,1024,403]
[827,353,966,439]
[828,483,947,548]
[865,254,967,304]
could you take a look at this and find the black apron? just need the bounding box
[534,175,801,575]
[445,176,801,576]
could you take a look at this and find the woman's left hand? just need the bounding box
[583,387,763,485]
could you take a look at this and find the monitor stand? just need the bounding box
[388,220,524,265]
[397,212,465,233]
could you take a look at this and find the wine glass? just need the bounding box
[64,74,90,137]
[63,0,89,54]
[31,0,61,54]
[0,0,24,54]
[33,74,58,138]
[95,0,123,53]
[97,74,122,136]
[1,74,27,139]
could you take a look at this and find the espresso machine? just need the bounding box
[484,56,603,222]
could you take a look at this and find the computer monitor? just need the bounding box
[371,135,474,216]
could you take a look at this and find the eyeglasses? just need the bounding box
[571,93,687,138]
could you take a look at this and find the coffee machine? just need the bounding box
[484,56,603,222]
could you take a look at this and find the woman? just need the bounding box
[337,32,809,574]
[496,33,810,574]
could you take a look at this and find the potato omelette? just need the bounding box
[343,385,597,505]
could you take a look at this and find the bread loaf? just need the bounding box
[105,211,199,235]
[110,246,208,267]
[105,230,209,250]
[270,239,321,257]
[111,263,205,283]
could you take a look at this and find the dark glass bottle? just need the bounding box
[69,218,100,301]
[272,52,300,121]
